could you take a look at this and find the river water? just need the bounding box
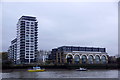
[1,69,118,78]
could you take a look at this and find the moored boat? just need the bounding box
[28,67,45,72]
[76,67,87,71]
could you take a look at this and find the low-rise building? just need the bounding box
[50,46,108,64]
[37,50,51,64]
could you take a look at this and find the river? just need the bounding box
[1,69,118,78]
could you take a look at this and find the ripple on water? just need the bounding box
[2,69,118,78]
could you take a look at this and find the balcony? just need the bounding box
[35,34,38,36]
[35,29,37,31]
[20,29,25,31]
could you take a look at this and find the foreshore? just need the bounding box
[2,63,119,70]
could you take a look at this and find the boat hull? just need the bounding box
[28,69,45,72]
[76,69,87,71]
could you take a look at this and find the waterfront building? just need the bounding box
[8,16,38,64]
[50,46,108,64]
[37,50,51,64]
[8,46,12,60]
[8,38,17,64]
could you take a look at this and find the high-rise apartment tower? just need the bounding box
[16,16,38,64]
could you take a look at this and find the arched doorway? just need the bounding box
[95,55,101,64]
[82,55,87,64]
[101,55,107,64]
[88,55,94,64]
[66,54,73,64]
[74,55,80,64]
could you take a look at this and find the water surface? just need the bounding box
[2,69,118,78]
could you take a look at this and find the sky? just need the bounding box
[1,2,118,56]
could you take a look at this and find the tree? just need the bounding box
[1,52,12,68]
[117,57,120,64]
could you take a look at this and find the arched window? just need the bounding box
[95,55,100,64]
[66,55,73,64]
[88,55,94,64]
[101,55,107,64]
[74,55,80,64]
[82,55,87,64]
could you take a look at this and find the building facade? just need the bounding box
[50,46,108,64]
[8,38,17,64]
[37,50,51,64]
[8,16,38,64]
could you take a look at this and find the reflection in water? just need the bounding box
[2,69,118,78]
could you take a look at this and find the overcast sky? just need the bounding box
[2,2,118,56]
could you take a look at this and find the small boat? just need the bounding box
[28,67,45,72]
[76,67,87,71]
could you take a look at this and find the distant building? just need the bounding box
[37,50,51,64]
[50,46,108,64]
[8,38,17,64]
[8,16,38,64]
[8,46,12,60]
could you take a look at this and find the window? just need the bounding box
[93,48,99,52]
[21,21,25,26]
[21,21,25,23]
[74,55,80,64]
[95,55,100,64]
[26,54,29,55]
[30,56,33,58]
[31,42,34,45]
[31,35,34,37]
[101,56,106,64]
[26,44,29,47]
[99,48,105,52]
[31,40,34,42]
[66,55,73,64]
[82,55,87,64]
[26,24,29,26]
[26,22,30,26]
[26,43,29,45]
[31,32,34,34]
[31,25,34,26]
[88,55,94,64]
[30,51,33,53]
[26,32,29,34]
[26,35,29,37]
[26,22,30,24]
[31,27,34,29]
[31,38,34,40]
[26,37,29,40]
[31,22,34,24]
[26,56,29,58]
[86,47,92,51]
[26,51,29,53]
[30,46,34,47]
[26,30,29,31]
[35,22,38,26]
[26,27,29,29]
[26,40,29,42]
[26,48,29,50]
[80,47,85,51]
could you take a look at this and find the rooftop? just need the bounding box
[19,16,37,21]
[52,46,106,53]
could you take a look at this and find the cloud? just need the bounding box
[2,2,118,56]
